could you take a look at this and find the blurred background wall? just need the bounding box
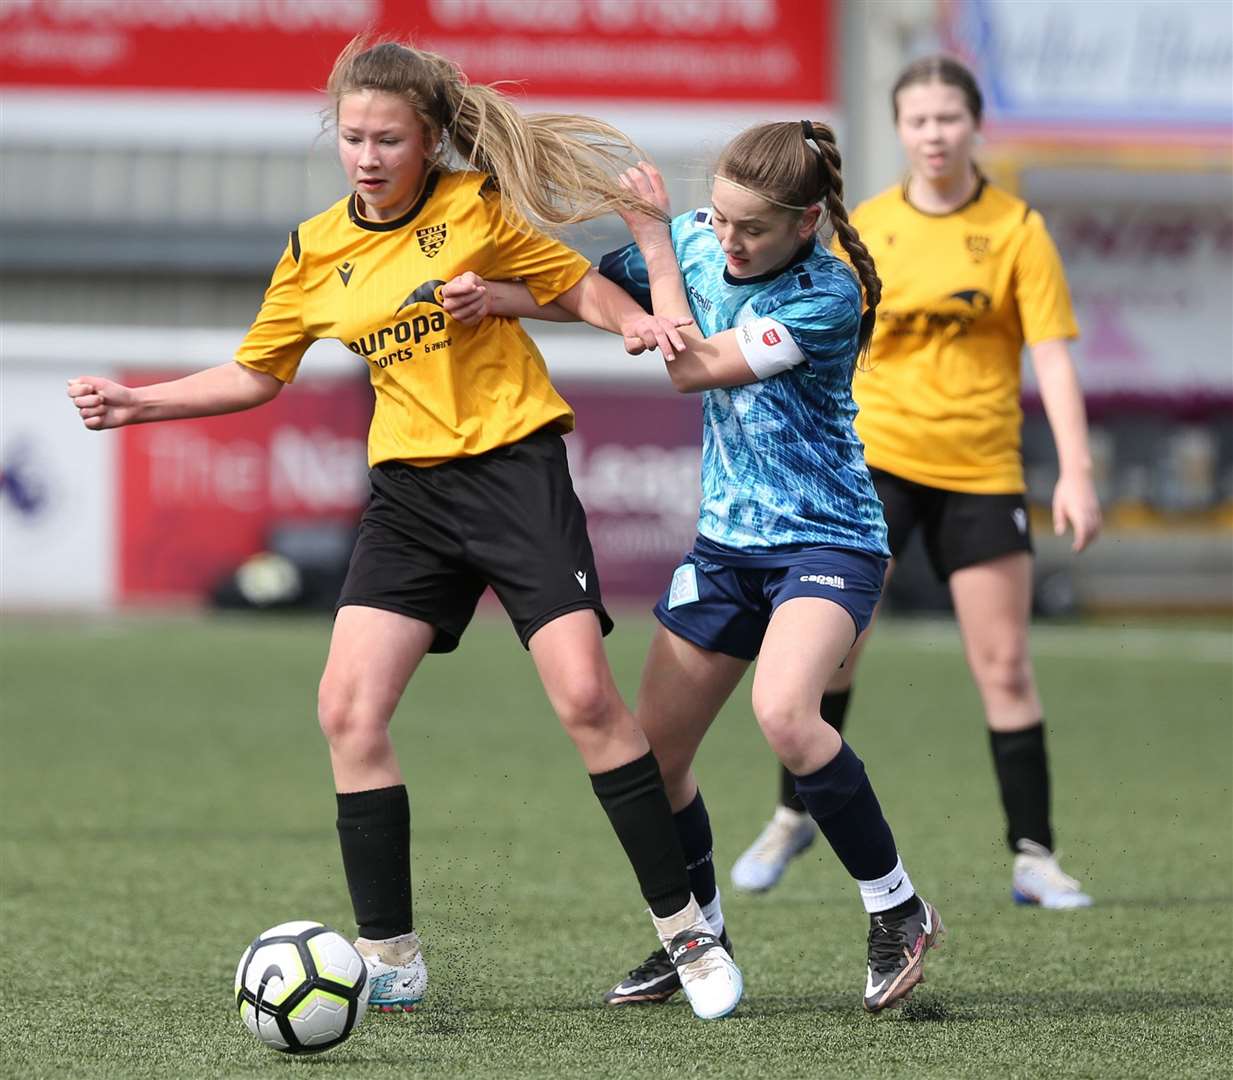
[1,0,1230,614]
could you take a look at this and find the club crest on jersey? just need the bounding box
[416,223,447,258]
[336,261,355,286]
[965,234,990,263]
[395,279,445,316]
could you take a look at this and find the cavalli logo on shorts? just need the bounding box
[416,223,447,257]
[800,573,845,588]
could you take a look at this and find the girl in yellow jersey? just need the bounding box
[66,38,744,1021]
[731,56,1103,909]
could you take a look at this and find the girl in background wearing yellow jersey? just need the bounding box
[67,38,744,1021]
[732,56,1103,909]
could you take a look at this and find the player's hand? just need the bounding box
[441,271,492,325]
[1052,470,1102,552]
[67,376,140,430]
[617,161,673,247]
[620,313,693,360]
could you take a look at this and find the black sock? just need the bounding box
[674,791,717,907]
[793,742,899,882]
[590,752,692,918]
[780,689,854,812]
[336,785,412,940]
[989,723,1053,852]
[879,896,922,922]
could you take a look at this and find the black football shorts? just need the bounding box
[872,467,1033,581]
[338,427,612,652]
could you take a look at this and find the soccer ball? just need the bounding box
[234,921,370,1054]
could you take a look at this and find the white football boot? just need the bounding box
[650,897,743,1020]
[355,930,428,1011]
[1012,840,1093,909]
[730,806,817,892]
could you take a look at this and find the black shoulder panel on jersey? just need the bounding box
[290,228,301,263]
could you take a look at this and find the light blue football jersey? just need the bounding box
[599,209,889,556]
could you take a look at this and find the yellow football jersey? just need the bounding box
[235,169,591,467]
[845,178,1078,493]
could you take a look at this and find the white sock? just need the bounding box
[858,856,915,914]
[649,895,706,947]
[773,805,811,826]
[700,891,724,937]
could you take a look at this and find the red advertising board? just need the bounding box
[117,373,702,605]
[119,373,372,601]
[0,0,834,104]
[562,384,702,601]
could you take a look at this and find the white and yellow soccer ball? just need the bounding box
[234,921,370,1054]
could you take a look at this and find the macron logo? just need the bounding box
[574,570,588,591]
[800,573,845,589]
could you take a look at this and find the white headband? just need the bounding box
[714,174,819,214]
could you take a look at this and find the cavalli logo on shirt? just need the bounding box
[336,261,355,286]
[416,223,447,257]
[687,283,714,314]
[395,279,446,316]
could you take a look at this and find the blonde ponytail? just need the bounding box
[326,37,665,232]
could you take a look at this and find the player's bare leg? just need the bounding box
[952,553,1091,908]
[603,626,747,1007]
[756,596,942,1012]
[530,611,743,1019]
[732,561,896,893]
[319,605,436,1011]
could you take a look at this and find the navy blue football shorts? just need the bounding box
[652,538,887,662]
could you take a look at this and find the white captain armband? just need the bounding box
[736,316,807,380]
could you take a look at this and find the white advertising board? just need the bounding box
[1,365,115,609]
[946,0,1233,132]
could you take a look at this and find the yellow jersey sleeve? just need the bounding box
[477,187,591,305]
[234,236,314,383]
[1015,211,1079,346]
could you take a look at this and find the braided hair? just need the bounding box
[715,121,881,356]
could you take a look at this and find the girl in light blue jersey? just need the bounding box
[442,121,942,1014]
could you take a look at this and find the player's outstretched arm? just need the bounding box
[67,362,283,431]
[1030,338,1102,552]
[553,268,692,359]
[441,272,579,325]
[441,269,688,358]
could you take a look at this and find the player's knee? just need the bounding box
[552,674,619,740]
[317,678,384,750]
[752,693,813,763]
[972,646,1033,702]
